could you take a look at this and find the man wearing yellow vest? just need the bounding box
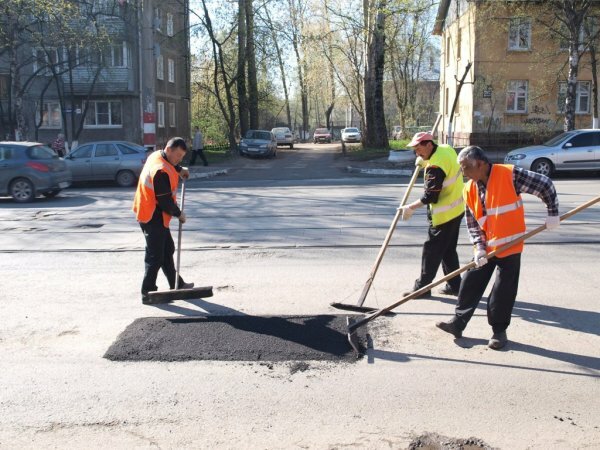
[133,137,193,304]
[399,132,465,298]
[436,146,559,349]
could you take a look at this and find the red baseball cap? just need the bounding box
[407,132,434,147]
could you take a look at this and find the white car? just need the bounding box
[504,129,600,176]
[271,127,294,149]
[341,127,362,143]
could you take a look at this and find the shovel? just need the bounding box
[147,179,213,304]
[344,195,600,355]
[331,165,421,314]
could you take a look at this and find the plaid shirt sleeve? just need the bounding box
[512,166,559,216]
[465,203,487,251]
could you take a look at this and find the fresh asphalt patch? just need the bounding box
[104,315,367,362]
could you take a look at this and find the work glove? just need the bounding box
[414,156,427,168]
[474,248,488,268]
[178,211,187,224]
[179,167,190,179]
[398,205,414,221]
[545,215,560,230]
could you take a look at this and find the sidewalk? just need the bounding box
[345,147,510,177]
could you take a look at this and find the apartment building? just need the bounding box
[434,0,600,149]
[0,0,190,150]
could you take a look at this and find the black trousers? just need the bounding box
[415,213,464,292]
[454,253,521,333]
[190,148,208,166]
[140,214,185,294]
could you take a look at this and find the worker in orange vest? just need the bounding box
[436,146,559,350]
[133,137,193,304]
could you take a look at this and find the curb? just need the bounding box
[346,166,414,176]
[188,168,229,180]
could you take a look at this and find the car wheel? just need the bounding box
[42,190,61,198]
[116,170,136,187]
[10,178,35,203]
[531,158,554,177]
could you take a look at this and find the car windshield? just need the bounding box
[315,128,328,134]
[272,128,289,133]
[345,128,359,133]
[246,131,271,140]
[544,132,575,146]
[28,145,58,160]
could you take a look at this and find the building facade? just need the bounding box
[434,0,600,150]
[0,0,190,151]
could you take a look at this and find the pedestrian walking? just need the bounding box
[435,145,560,349]
[132,137,194,304]
[398,132,465,298]
[52,133,66,157]
[190,126,208,166]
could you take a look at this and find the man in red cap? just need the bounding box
[398,132,465,298]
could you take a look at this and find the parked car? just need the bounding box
[391,126,403,140]
[271,127,294,149]
[239,130,277,158]
[0,141,72,203]
[313,128,332,144]
[504,129,600,176]
[64,141,147,187]
[341,127,362,143]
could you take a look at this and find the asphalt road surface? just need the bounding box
[1,143,599,449]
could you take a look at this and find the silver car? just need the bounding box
[505,129,600,176]
[341,127,362,143]
[271,127,294,149]
[239,130,277,158]
[64,141,147,187]
[0,141,72,203]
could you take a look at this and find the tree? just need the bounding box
[363,0,388,148]
[261,6,292,128]
[537,0,595,130]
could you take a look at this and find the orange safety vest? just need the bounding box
[132,151,179,227]
[464,164,526,258]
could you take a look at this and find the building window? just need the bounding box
[558,81,591,114]
[32,47,60,75]
[36,102,62,128]
[77,45,102,66]
[445,87,449,116]
[508,17,531,51]
[167,13,174,37]
[0,75,8,99]
[168,58,175,83]
[445,36,450,66]
[157,55,164,80]
[84,101,122,127]
[506,80,528,113]
[560,17,597,51]
[169,103,176,127]
[104,42,128,68]
[154,8,162,32]
[158,102,165,128]
[457,28,462,60]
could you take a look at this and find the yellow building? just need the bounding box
[433,0,599,150]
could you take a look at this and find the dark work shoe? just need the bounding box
[488,331,508,350]
[402,289,432,299]
[435,320,463,338]
[178,281,194,290]
[438,285,459,296]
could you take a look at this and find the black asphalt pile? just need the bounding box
[104,315,367,362]
[408,433,495,450]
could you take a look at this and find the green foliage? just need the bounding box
[389,139,411,150]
